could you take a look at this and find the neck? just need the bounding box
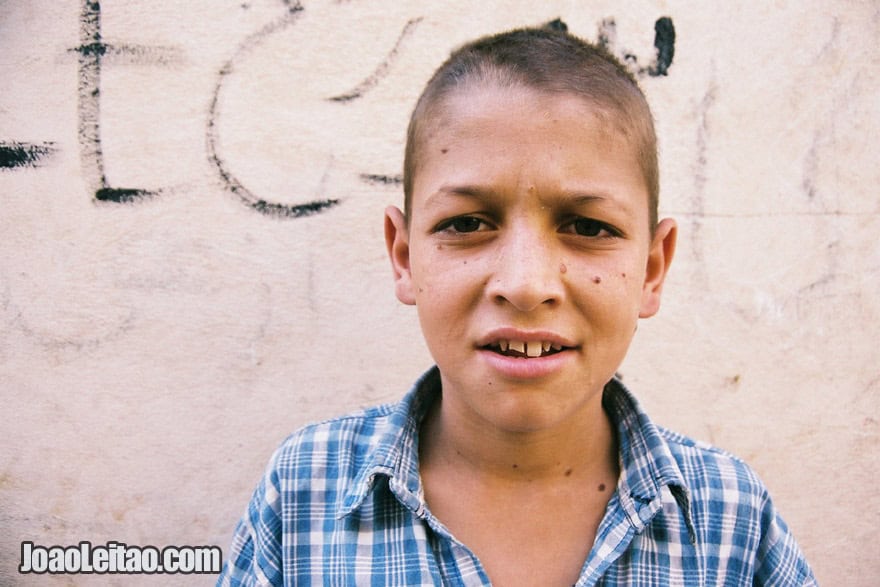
[420,388,619,485]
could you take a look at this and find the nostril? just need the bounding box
[486,269,564,311]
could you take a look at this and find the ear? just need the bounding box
[384,206,417,305]
[639,218,677,318]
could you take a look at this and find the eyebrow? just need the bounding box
[423,185,494,209]
[424,184,616,211]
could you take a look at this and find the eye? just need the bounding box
[436,216,487,234]
[562,217,620,238]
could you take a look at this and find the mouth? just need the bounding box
[481,339,570,359]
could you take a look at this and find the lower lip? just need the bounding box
[477,348,574,380]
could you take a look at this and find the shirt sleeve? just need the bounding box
[753,490,817,586]
[216,452,286,587]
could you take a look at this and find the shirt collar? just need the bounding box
[603,377,697,543]
[336,367,440,518]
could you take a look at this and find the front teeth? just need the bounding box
[526,342,542,357]
[494,339,562,357]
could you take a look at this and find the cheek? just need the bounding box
[568,255,628,282]
[569,257,644,311]
[411,246,485,293]
[410,257,468,318]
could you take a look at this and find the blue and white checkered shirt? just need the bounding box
[218,367,816,586]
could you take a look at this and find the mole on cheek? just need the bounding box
[559,263,567,274]
[592,275,602,284]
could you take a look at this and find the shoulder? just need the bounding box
[659,427,817,584]
[267,403,398,481]
[604,378,770,505]
[605,380,816,584]
[268,368,440,484]
[656,425,781,530]
[283,403,397,449]
[657,426,768,498]
[217,371,441,586]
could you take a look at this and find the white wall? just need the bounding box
[1,1,877,584]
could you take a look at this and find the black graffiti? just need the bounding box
[206,1,340,219]
[545,18,569,33]
[0,142,57,169]
[652,17,675,76]
[71,0,159,203]
[94,188,153,203]
[328,17,423,103]
[205,3,426,217]
[597,16,676,78]
[360,174,403,186]
[3,5,673,217]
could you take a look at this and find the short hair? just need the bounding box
[403,25,659,230]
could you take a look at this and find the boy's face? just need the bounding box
[386,84,676,434]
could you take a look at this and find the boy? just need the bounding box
[218,26,816,586]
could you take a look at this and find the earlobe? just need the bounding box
[384,206,417,306]
[639,218,677,318]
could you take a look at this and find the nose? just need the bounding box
[485,222,565,312]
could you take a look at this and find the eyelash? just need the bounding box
[435,215,621,239]
[435,216,490,234]
[560,218,621,239]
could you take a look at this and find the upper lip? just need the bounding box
[476,327,578,349]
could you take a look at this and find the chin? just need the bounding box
[479,391,589,434]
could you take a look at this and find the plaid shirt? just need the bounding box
[218,367,816,586]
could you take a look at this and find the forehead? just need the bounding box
[413,84,647,217]
[424,81,634,143]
